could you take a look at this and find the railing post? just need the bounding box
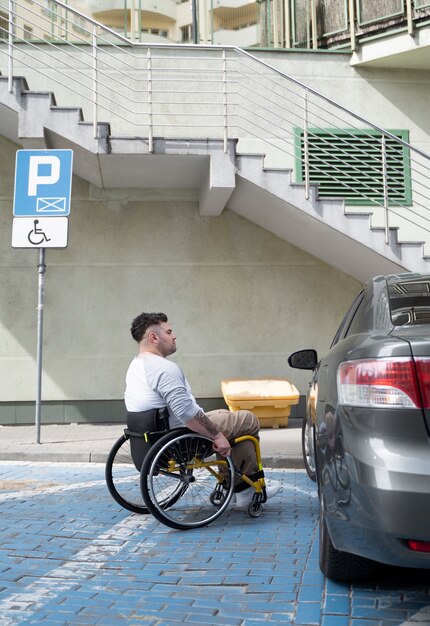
[222,49,228,154]
[192,0,198,43]
[310,0,318,49]
[63,1,69,41]
[284,0,291,48]
[131,0,136,40]
[382,135,390,244]
[406,0,413,35]
[348,0,356,51]
[92,27,98,139]
[303,88,310,200]
[273,0,279,48]
[147,48,153,154]
[306,0,310,49]
[8,0,14,93]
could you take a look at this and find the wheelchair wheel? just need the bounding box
[105,434,149,514]
[140,430,235,530]
[248,501,263,518]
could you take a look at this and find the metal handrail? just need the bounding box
[1,0,430,247]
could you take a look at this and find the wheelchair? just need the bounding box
[105,409,268,530]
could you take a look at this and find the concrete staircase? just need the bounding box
[1,74,428,282]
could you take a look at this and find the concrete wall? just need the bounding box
[254,49,430,154]
[0,135,361,418]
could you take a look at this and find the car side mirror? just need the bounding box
[288,349,318,370]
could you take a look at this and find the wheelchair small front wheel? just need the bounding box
[248,501,263,518]
[140,430,235,530]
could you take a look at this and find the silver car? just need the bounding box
[288,273,430,581]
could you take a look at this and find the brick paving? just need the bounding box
[0,462,429,625]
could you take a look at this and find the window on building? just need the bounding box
[233,21,257,30]
[23,25,33,40]
[0,12,8,40]
[142,28,169,37]
[296,129,411,206]
[181,24,192,42]
[42,0,57,20]
[72,16,88,36]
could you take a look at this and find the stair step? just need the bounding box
[22,90,57,106]
[0,75,29,91]
[51,106,84,122]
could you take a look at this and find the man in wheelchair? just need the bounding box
[124,312,280,508]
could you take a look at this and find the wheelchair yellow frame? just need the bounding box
[232,435,266,494]
[158,434,266,498]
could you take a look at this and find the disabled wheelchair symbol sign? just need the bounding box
[12,216,69,249]
[28,219,51,245]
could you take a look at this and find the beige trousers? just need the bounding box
[206,409,260,488]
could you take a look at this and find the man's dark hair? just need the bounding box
[130,312,168,343]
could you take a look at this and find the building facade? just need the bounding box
[0,0,429,423]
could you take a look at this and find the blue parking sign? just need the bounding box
[13,149,73,217]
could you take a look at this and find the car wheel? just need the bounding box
[301,418,316,481]
[319,499,376,582]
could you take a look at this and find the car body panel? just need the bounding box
[289,272,430,572]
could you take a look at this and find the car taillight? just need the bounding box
[414,358,430,408]
[337,358,422,408]
[407,540,430,553]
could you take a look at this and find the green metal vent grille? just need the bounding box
[295,129,411,205]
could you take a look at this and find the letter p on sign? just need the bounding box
[28,155,61,196]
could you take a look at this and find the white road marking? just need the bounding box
[0,478,108,502]
[397,606,430,624]
[0,513,154,625]
[281,482,318,498]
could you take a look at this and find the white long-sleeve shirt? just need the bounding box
[124,353,203,429]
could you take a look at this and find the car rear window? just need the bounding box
[388,278,430,326]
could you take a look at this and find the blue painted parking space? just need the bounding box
[0,462,429,625]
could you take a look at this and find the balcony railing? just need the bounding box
[2,0,428,50]
[291,0,430,51]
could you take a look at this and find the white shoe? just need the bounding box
[265,479,282,498]
[232,479,281,508]
[233,486,254,508]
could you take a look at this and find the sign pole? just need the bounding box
[12,149,73,443]
[35,247,46,444]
